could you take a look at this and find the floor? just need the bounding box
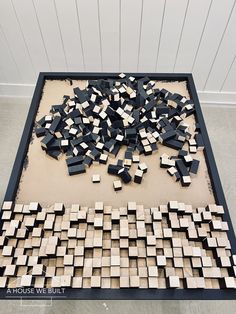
[0,102,236,313]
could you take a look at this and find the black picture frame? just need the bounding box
[1,72,236,300]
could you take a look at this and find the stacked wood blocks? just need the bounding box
[0,201,235,289]
[35,74,203,189]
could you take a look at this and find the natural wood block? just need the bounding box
[120,276,129,288]
[16,255,28,266]
[223,277,236,289]
[67,228,77,238]
[173,257,184,268]
[130,276,140,287]
[110,266,120,277]
[148,266,158,277]
[28,256,39,266]
[74,246,84,256]
[56,246,67,257]
[202,267,221,278]
[168,201,179,211]
[95,202,103,212]
[45,266,56,278]
[219,256,231,267]
[74,256,84,267]
[32,228,42,237]
[92,174,101,183]
[32,264,45,276]
[4,265,16,276]
[2,201,13,210]
[20,275,32,287]
[146,236,156,246]
[111,255,120,266]
[129,247,138,257]
[146,246,156,256]
[34,277,45,288]
[2,246,13,256]
[77,229,86,238]
[128,202,137,212]
[45,244,56,256]
[44,220,54,230]
[72,277,82,288]
[148,277,158,288]
[202,257,212,267]
[163,228,172,238]
[186,277,197,289]
[63,254,74,266]
[91,276,101,288]
[191,257,202,268]
[156,256,166,266]
[168,276,180,288]
[113,180,122,191]
[54,203,65,214]
[1,211,12,220]
[29,202,41,212]
[61,275,72,287]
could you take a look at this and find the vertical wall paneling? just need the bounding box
[204,2,236,91]
[138,0,165,72]
[192,0,235,90]
[156,0,189,72]
[1,0,236,102]
[76,0,102,71]
[33,0,67,71]
[120,0,143,72]
[55,0,84,71]
[99,0,120,72]
[12,0,50,74]
[0,0,36,83]
[174,0,212,72]
[0,27,20,83]
[221,56,236,92]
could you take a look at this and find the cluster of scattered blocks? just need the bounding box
[35,74,203,190]
[0,201,235,289]
[160,148,200,187]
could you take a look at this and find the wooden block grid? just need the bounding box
[0,201,235,289]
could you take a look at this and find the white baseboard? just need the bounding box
[0,83,35,105]
[0,83,236,107]
[198,90,236,106]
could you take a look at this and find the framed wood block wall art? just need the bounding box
[0,72,236,300]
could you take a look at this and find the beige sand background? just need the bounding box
[16,79,215,208]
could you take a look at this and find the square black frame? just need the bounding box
[1,72,236,300]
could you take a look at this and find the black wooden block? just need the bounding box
[134,169,143,184]
[118,167,132,183]
[159,130,176,143]
[176,159,189,177]
[41,133,54,149]
[73,87,87,103]
[189,159,200,176]
[83,156,93,167]
[46,150,62,160]
[178,149,188,158]
[35,127,46,138]
[164,139,183,150]
[66,156,84,167]
[125,128,136,139]
[195,133,204,150]
[46,139,61,151]
[49,116,61,134]
[108,164,122,175]
[68,164,86,176]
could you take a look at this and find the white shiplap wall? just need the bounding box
[0,0,236,105]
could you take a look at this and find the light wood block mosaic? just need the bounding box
[0,201,236,289]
